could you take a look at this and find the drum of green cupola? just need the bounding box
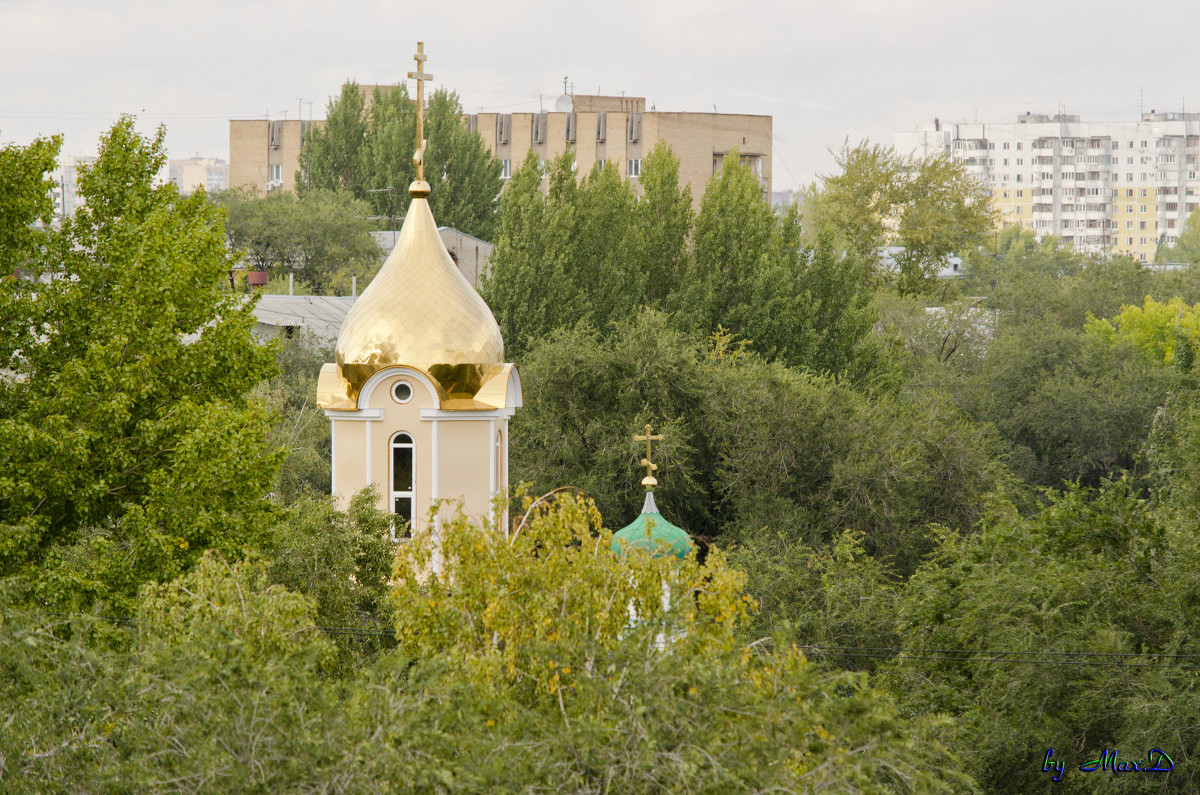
[611,424,693,560]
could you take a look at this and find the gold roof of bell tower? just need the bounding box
[329,42,505,405]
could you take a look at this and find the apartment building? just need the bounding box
[229,119,314,194]
[169,156,229,195]
[230,92,772,209]
[469,94,772,209]
[895,112,1200,261]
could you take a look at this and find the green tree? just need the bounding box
[809,140,996,296]
[266,491,395,671]
[481,150,654,360]
[1157,208,1200,264]
[0,134,59,268]
[514,309,1006,559]
[0,500,974,792]
[957,324,1172,489]
[386,493,972,792]
[214,187,380,294]
[0,119,282,613]
[676,147,780,332]
[678,151,884,382]
[884,479,1200,794]
[633,141,694,304]
[299,83,502,240]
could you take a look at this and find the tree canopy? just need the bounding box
[299,83,502,240]
[214,187,381,294]
[0,119,281,613]
[483,143,883,381]
[805,140,996,295]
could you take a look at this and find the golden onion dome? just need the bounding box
[334,192,504,402]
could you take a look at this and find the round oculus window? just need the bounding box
[392,381,414,403]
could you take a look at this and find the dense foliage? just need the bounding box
[0,121,280,614]
[298,83,502,240]
[214,187,381,294]
[10,116,1200,791]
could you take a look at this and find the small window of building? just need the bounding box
[391,432,415,540]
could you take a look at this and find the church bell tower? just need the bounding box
[316,42,521,537]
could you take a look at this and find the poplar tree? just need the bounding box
[299,83,503,239]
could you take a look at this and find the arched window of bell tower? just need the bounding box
[391,432,415,539]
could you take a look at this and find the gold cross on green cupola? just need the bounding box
[634,424,664,488]
[408,41,433,196]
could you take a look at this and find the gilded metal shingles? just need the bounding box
[333,196,504,403]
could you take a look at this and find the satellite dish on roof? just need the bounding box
[554,94,573,112]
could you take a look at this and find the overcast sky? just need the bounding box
[3,0,1198,191]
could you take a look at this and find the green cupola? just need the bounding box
[611,424,693,560]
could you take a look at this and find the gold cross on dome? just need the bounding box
[408,41,433,182]
[633,424,664,487]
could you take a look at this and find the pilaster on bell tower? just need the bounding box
[316,42,522,537]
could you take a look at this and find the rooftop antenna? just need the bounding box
[563,76,568,94]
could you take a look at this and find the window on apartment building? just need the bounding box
[1016,174,1022,182]
[1126,221,1134,230]
[597,159,605,170]
[500,160,511,179]
[1129,237,1134,245]
[1140,205,1148,213]
[1140,189,1148,198]
[1127,205,1133,212]
[1017,142,1023,150]
[1127,190,1134,197]
[1017,207,1023,215]
[628,159,641,179]
[1141,141,1148,148]
[268,164,282,183]
[1003,142,1010,150]
[1017,190,1023,197]
[1127,173,1133,181]
[1141,237,1148,245]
